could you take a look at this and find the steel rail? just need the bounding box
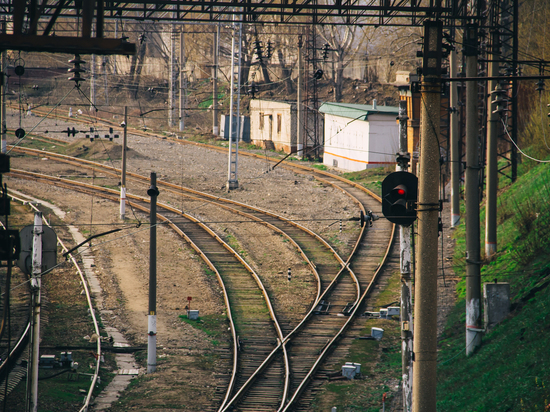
[12,145,364,410]
[11,113,394,410]
[0,192,102,411]
[8,169,291,410]
[12,144,364,303]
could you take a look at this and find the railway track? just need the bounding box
[0,193,103,411]
[9,169,338,411]
[9,112,397,410]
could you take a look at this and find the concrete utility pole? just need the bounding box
[297,35,304,158]
[397,100,413,412]
[179,32,186,132]
[1,31,6,154]
[147,173,159,374]
[27,212,43,412]
[485,21,499,259]
[413,20,442,412]
[212,25,220,136]
[120,107,128,220]
[464,23,482,356]
[449,46,461,227]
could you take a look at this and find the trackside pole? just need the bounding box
[413,20,442,412]
[397,100,413,412]
[147,173,159,373]
[27,212,43,412]
[120,106,127,220]
[464,23,482,356]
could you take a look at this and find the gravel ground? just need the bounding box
[8,107,363,411]
[8,107,457,411]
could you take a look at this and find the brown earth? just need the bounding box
[7,97,456,411]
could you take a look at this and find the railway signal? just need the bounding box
[381,171,418,226]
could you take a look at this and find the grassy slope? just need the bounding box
[437,161,550,411]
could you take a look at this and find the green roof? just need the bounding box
[319,102,399,121]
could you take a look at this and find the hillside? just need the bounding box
[437,158,550,410]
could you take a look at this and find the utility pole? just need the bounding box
[449,46,460,227]
[169,25,176,127]
[212,25,220,136]
[1,41,6,154]
[179,32,186,132]
[147,173,159,374]
[227,17,242,191]
[413,20,442,412]
[485,17,499,259]
[90,53,96,111]
[397,100,413,412]
[120,106,127,220]
[297,35,304,158]
[27,212,43,412]
[103,56,109,106]
[464,23,482,356]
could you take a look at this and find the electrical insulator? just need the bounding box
[68,55,86,85]
[322,43,329,60]
[266,41,273,59]
[490,84,508,115]
[65,127,77,137]
[313,69,323,80]
[253,40,263,62]
[535,79,545,93]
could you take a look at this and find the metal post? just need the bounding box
[179,32,185,132]
[450,47,460,227]
[147,173,159,373]
[297,36,303,158]
[212,25,219,136]
[169,25,176,127]
[485,25,499,259]
[113,20,118,74]
[397,100,413,412]
[226,17,242,191]
[90,54,96,111]
[27,212,43,412]
[120,106,127,220]
[413,20,441,412]
[464,24,482,356]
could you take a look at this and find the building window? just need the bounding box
[277,114,282,134]
[259,112,264,130]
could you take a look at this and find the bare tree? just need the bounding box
[319,25,375,101]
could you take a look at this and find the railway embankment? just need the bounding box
[437,160,550,411]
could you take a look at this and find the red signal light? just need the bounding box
[397,188,406,196]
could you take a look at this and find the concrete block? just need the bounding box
[484,282,510,330]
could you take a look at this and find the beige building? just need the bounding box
[249,100,297,154]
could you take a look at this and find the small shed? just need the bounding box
[249,99,297,154]
[319,101,399,172]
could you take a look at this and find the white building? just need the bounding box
[319,101,399,171]
[249,99,297,154]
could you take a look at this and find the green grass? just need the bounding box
[178,313,228,343]
[341,166,393,197]
[437,153,550,411]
